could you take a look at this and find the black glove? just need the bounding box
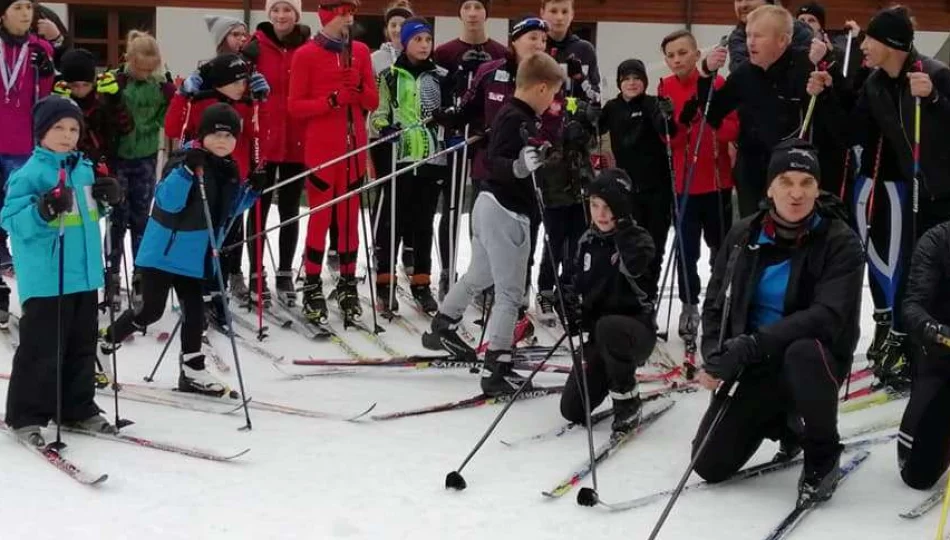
[92,176,122,206]
[431,107,460,129]
[923,321,950,348]
[702,334,759,383]
[29,44,54,77]
[555,294,583,336]
[184,148,207,175]
[679,97,700,125]
[566,55,586,82]
[459,48,492,76]
[378,125,400,139]
[656,97,675,120]
[247,168,268,192]
[38,186,73,222]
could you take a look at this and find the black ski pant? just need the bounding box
[538,203,587,294]
[632,191,672,303]
[676,190,732,305]
[106,268,204,357]
[374,163,445,281]
[898,355,950,489]
[692,339,844,483]
[222,218,243,277]
[370,142,410,275]
[560,314,657,423]
[5,291,100,429]
[245,162,306,278]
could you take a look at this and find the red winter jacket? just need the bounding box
[165,93,258,180]
[287,35,378,174]
[244,22,311,165]
[658,70,739,195]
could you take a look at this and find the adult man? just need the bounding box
[729,0,813,73]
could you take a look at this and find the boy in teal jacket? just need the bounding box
[1,95,122,445]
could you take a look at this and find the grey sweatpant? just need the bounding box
[440,192,531,352]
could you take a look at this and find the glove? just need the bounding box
[555,294,583,337]
[96,72,120,96]
[53,80,71,97]
[29,44,54,77]
[38,186,73,222]
[247,168,268,192]
[923,321,950,347]
[341,68,360,91]
[92,176,123,206]
[378,125,400,139]
[180,72,203,96]
[512,145,545,179]
[679,98,700,125]
[656,97,674,120]
[184,148,207,175]
[249,72,270,100]
[431,106,460,128]
[702,334,759,383]
[566,55,586,82]
[460,48,492,75]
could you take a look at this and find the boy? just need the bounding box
[1,95,122,444]
[657,30,738,357]
[559,169,657,434]
[422,52,564,397]
[540,0,600,103]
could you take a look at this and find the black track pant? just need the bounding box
[106,268,204,356]
[692,339,844,483]
[560,315,657,423]
[246,162,306,275]
[898,357,950,489]
[5,291,100,429]
[374,163,445,279]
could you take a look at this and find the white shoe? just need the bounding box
[178,361,230,397]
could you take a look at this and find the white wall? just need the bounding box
[42,2,67,23]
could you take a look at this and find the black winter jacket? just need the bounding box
[903,221,950,376]
[701,197,864,376]
[599,94,671,196]
[482,97,542,219]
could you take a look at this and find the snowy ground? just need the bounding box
[0,211,936,540]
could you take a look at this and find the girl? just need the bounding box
[107,31,175,310]
[101,104,263,397]
[242,0,310,307]
[204,15,248,55]
[1,96,122,444]
[370,17,448,316]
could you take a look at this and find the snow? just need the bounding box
[0,212,937,540]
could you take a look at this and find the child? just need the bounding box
[100,104,263,397]
[0,0,54,318]
[204,15,248,55]
[423,52,563,396]
[287,0,378,325]
[559,169,657,434]
[107,31,175,310]
[1,95,122,444]
[540,0,601,103]
[370,17,448,316]
[166,53,268,326]
[657,30,738,358]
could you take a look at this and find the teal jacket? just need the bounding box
[0,147,104,302]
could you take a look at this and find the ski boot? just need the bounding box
[376,274,399,315]
[336,275,362,323]
[302,276,329,325]
[401,247,415,278]
[326,250,340,273]
[65,414,118,435]
[480,350,532,397]
[14,425,45,447]
[247,272,272,307]
[867,309,892,365]
[229,272,250,301]
[410,279,439,317]
[275,270,297,307]
[873,330,912,391]
[610,388,643,435]
[679,303,700,378]
[438,270,450,302]
[772,415,804,462]
[797,443,843,507]
[536,290,557,326]
[423,313,476,362]
[178,353,230,397]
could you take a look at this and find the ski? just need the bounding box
[207,319,286,364]
[371,385,564,421]
[761,450,870,540]
[0,420,108,485]
[271,362,357,380]
[292,354,570,374]
[60,425,250,462]
[541,400,676,499]
[900,487,946,519]
[272,300,367,359]
[840,387,909,414]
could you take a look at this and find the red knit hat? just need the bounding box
[318,0,359,27]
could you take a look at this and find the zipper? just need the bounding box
[163,230,178,256]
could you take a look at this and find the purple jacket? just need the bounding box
[0,34,53,155]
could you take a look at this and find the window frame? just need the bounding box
[69,5,156,68]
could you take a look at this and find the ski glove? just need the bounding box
[92,176,123,206]
[431,106,461,129]
[656,97,675,120]
[512,145,545,179]
[923,321,950,348]
[703,334,759,383]
[679,97,700,125]
[180,72,203,96]
[96,72,120,96]
[378,125,400,139]
[38,186,74,222]
[184,148,207,175]
[52,80,70,97]
[249,72,270,100]
[566,55,586,82]
[247,169,269,192]
[29,44,54,77]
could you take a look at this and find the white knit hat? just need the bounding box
[204,15,247,50]
[265,0,302,21]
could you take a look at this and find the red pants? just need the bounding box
[304,164,360,276]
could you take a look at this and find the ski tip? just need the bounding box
[90,473,109,485]
[445,470,467,491]
[347,402,378,422]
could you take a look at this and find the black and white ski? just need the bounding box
[900,488,946,519]
[371,385,564,421]
[60,425,250,462]
[0,420,108,485]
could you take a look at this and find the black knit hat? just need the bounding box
[588,168,634,214]
[866,6,914,52]
[60,49,98,84]
[767,138,821,184]
[33,95,85,143]
[384,3,412,24]
[510,17,547,42]
[458,0,489,16]
[198,102,242,140]
[200,53,250,89]
[796,2,826,28]
[617,59,648,89]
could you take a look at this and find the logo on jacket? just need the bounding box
[583,253,591,272]
[489,92,505,102]
[630,111,643,118]
[494,70,510,82]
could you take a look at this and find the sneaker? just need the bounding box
[302,276,328,325]
[247,273,272,306]
[422,313,476,361]
[326,250,340,273]
[610,391,643,435]
[438,270,450,302]
[867,309,892,364]
[178,354,230,397]
[536,290,556,323]
[13,425,45,447]
[411,282,439,316]
[229,273,249,300]
[874,330,911,390]
[275,270,297,307]
[678,303,700,340]
[376,275,399,314]
[480,350,532,397]
[336,275,362,319]
[66,414,117,435]
[797,443,843,507]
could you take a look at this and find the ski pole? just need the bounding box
[799,62,826,139]
[445,332,568,490]
[251,100,266,341]
[102,206,133,431]
[230,134,484,252]
[842,29,854,77]
[912,60,922,245]
[936,473,950,539]
[388,136,398,314]
[49,166,68,452]
[144,315,182,382]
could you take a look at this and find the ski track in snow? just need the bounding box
[0,213,931,539]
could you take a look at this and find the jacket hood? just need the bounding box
[255,21,311,49]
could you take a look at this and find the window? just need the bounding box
[69,5,156,68]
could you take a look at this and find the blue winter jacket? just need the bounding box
[135,148,257,279]
[0,147,104,302]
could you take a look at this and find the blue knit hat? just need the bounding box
[33,95,85,143]
[400,19,432,49]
